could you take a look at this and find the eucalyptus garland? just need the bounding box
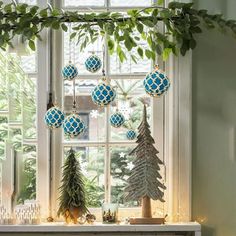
[0,1,235,62]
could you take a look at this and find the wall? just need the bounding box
[192,0,236,236]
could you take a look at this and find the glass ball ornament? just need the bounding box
[143,65,170,97]
[63,113,86,137]
[110,111,125,128]
[44,106,65,129]
[85,55,102,73]
[126,129,137,140]
[91,79,116,106]
[61,63,78,80]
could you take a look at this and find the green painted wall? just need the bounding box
[192,0,236,236]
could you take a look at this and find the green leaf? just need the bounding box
[39,8,48,17]
[162,48,172,61]
[189,38,197,49]
[108,39,114,53]
[61,23,68,32]
[158,0,164,5]
[4,4,12,13]
[70,32,76,40]
[137,47,143,58]
[136,23,144,34]
[28,40,35,51]
[145,49,152,59]
[143,19,155,27]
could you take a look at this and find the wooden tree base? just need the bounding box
[129,217,165,225]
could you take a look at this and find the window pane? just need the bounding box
[110,79,151,141]
[64,0,105,7]
[17,144,37,204]
[110,0,152,6]
[109,31,151,74]
[64,146,105,207]
[23,78,37,139]
[19,53,37,73]
[18,0,36,4]
[63,79,106,141]
[64,26,103,75]
[110,146,139,207]
[0,51,38,212]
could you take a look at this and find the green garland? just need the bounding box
[0,1,235,62]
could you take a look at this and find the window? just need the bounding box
[0,0,192,223]
[59,0,160,216]
[0,45,38,208]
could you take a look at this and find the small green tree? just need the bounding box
[57,149,88,224]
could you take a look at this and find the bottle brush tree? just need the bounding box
[125,104,166,219]
[57,148,88,224]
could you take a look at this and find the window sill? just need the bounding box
[0,222,201,233]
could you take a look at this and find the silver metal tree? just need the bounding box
[125,104,166,220]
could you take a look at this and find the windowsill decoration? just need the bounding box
[125,105,166,224]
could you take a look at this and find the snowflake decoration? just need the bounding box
[127,162,134,170]
[90,110,99,119]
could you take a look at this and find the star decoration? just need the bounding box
[127,162,134,170]
[90,110,99,119]
[119,152,126,158]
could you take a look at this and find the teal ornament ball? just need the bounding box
[44,106,65,129]
[144,66,170,97]
[63,113,85,137]
[85,55,102,73]
[110,111,125,128]
[91,82,116,106]
[126,129,137,140]
[62,63,78,80]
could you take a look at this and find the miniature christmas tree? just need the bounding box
[57,148,88,224]
[125,104,166,221]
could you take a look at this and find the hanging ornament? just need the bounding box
[91,45,116,106]
[143,65,170,97]
[61,63,78,81]
[110,111,125,128]
[126,129,137,140]
[85,54,102,73]
[91,77,116,106]
[63,113,85,138]
[62,23,78,81]
[44,106,65,129]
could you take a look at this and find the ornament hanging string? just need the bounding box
[69,23,72,63]
[102,44,105,77]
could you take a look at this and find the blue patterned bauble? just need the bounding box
[126,129,137,140]
[63,113,85,137]
[44,106,65,129]
[144,66,170,97]
[110,111,125,128]
[85,55,102,73]
[62,63,78,80]
[91,82,116,106]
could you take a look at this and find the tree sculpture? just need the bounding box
[57,148,88,224]
[125,105,166,224]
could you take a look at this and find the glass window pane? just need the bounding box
[17,144,37,204]
[18,0,36,4]
[110,146,139,207]
[19,53,37,73]
[109,31,151,74]
[64,28,103,75]
[110,0,152,7]
[64,147,105,207]
[110,79,151,141]
[64,0,105,7]
[63,79,106,142]
[23,78,37,139]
